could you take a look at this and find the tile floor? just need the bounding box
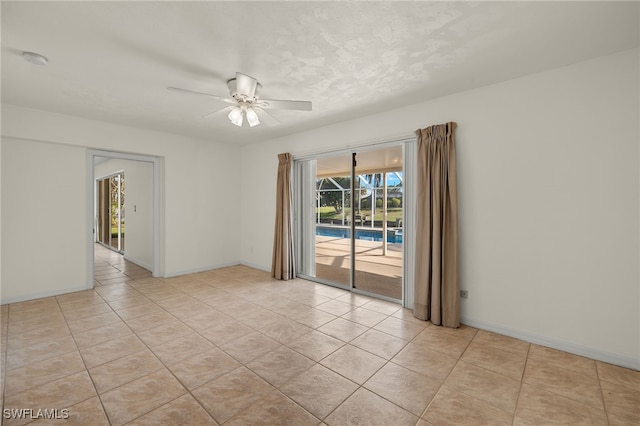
[0,245,638,425]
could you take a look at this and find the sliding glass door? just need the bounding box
[96,173,125,253]
[296,145,403,302]
[314,152,352,288]
[353,154,403,299]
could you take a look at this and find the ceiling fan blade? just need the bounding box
[201,106,233,119]
[258,99,312,111]
[167,87,236,104]
[254,108,280,127]
[235,72,258,98]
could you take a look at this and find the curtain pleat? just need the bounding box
[272,153,296,280]
[414,122,459,328]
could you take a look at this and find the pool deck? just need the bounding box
[315,235,403,299]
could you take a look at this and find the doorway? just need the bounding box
[96,172,125,253]
[296,145,404,303]
[87,150,162,288]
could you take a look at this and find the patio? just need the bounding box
[315,235,403,300]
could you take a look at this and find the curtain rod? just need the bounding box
[292,133,416,160]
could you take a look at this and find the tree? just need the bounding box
[317,177,350,213]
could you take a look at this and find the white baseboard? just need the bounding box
[240,261,271,273]
[461,316,640,371]
[123,254,152,271]
[1,284,91,305]
[162,261,243,278]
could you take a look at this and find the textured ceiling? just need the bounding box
[2,1,638,145]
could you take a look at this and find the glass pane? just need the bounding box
[353,149,403,300]
[314,153,352,288]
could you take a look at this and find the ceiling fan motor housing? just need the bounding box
[227,78,262,103]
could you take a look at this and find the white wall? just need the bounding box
[239,49,640,368]
[1,137,89,302]
[95,158,154,269]
[1,106,242,302]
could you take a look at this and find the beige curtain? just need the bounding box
[272,153,295,280]
[414,122,459,328]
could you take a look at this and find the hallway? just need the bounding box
[94,244,151,286]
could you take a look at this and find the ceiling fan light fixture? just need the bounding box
[245,107,260,127]
[228,106,243,126]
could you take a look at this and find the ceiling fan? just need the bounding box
[168,72,312,127]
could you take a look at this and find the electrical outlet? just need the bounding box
[460,290,469,298]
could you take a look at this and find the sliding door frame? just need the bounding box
[293,137,416,308]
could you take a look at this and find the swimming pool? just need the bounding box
[316,225,403,244]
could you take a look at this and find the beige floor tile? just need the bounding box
[4,252,638,426]
[320,344,386,384]
[460,341,527,380]
[391,342,458,383]
[5,334,77,370]
[423,385,513,426]
[168,347,241,390]
[350,328,408,359]
[179,309,231,331]
[472,329,530,356]
[79,334,147,368]
[7,323,71,350]
[445,361,521,413]
[280,363,358,419]
[341,307,388,328]
[115,302,164,321]
[361,299,401,316]
[529,344,597,378]
[66,311,122,334]
[317,317,369,342]
[35,396,110,426]
[61,303,114,321]
[73,321,133,349]
[100,369,186,426]
[3,371,96,420]
[164,301,214,320]
[288,292,333,307]
[316,299,355,316]
[219,331,281,364]
[514,383,608,426]
[600,380,640,423]
[104,294,149,309]
[335,292,375,307]
[136,320,193,347]
[199,319,253,346]
[4,351,86,395]
[412,326,473,358]
[151,332,215,365]
[365,362,440,416]
[247,346,315,387]
[291,309,337,329]
[192,367,274,424]
[125,311,177,333]
[89,349,164,393]
[523,358,604,410]
[225,390,319,426]
[7,313,67,334]
[285,329,345,362]
[56,290,104,304]
[8,298,58,314]
[608,411,637,426]
[325,387,418,426]
[126,394,218,425]
[258,317,314,344]
[373,316,427,340]
[597,361,640,391]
